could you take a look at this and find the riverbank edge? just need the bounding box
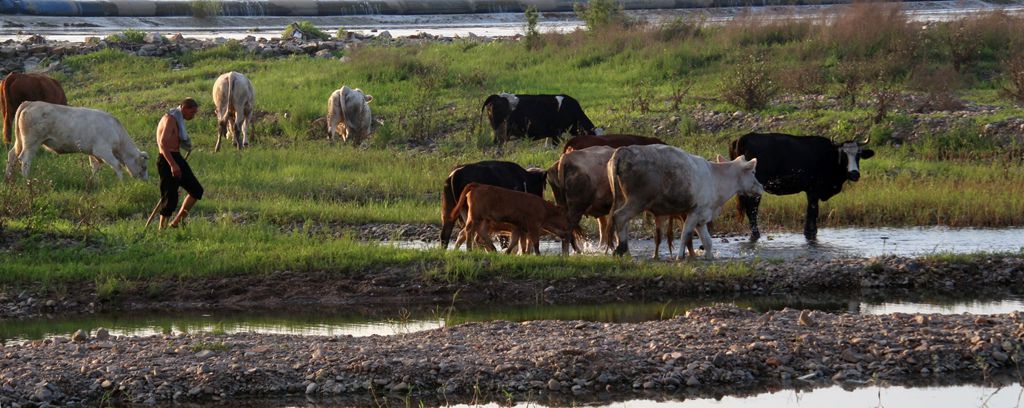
[2,253,1022,320]
[2,306,1022,406]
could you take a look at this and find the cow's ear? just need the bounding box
[734,154,746,162]
[860,149,875,159]
[365,94,374,103]
[715,154,725,163]
[745,158,758,169]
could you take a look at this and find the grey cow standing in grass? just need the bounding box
[212,71,255,152]
[606,145,763,260]
[327,85,374,144]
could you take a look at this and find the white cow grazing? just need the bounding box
[5,101,149,181]
[326,86,374,144]
[606,145,763,260]
[212,71,255,152]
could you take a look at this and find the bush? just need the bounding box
[282,21,330,41]
[1001,53,1024,106]
[106,29,146,44]
[722,55,777,111]
[524,6,541,50]
[191,0,220,19]
[574,0,624,32]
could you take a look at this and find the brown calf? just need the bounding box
[449,183,575,255]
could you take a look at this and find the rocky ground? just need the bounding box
[3,253,1023,321]
[2,306,1023,406]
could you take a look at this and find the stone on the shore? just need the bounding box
[71,330,87,342]
[95,328,110,340]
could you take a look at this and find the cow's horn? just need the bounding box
[859,136,870,146]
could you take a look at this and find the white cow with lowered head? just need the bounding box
[5,101,149,181]
[212,71,255,152]
[326,85,374,144]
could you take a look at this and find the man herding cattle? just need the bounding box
[155,98,204,230]
[729,132,875,241]
[482,93,601,145]
[212,71,255,152]
[1,72,68,146]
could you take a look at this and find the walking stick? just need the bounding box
[143,149,192,230]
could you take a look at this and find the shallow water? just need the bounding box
[398,226,1024,260]
[2,0,1022,42]
[441,383,1024,408]
[5,295,1023,344]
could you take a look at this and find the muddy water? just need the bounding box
[396,227,1024,260]
[4,294,1023,344]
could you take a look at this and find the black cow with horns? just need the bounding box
[482,93,600,145]
[729,132,875,241]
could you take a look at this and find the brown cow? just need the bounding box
[1,72,68,144]
[450,183,575,255]
[562,134,665,154]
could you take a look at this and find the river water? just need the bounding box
[397,226,1024,260]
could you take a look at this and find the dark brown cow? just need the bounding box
[450,183,575,255]
[562,134,665,154]
[1,72,68,144]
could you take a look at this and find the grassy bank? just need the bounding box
[3,5,1024,282]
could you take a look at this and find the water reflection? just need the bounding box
[398,227,1024,260]
[4,295,1023,344]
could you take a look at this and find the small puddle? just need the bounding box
[4,295,1023,344]
[396,227,1024,260]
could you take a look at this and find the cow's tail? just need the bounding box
[605,151,625,249]
[1,73,13,144]
[448,182,478,224]
[11,101,28,157]
[440,172,459,248]
[555,157,569,207]
[222,72,235,124]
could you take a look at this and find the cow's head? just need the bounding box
[482,94,513,143]
[733,155,764,197]
[833,136,875,182]
[525,167,548,196]
[130,151,150,181]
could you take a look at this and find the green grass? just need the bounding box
[4,9,1024,284]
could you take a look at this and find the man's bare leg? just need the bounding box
[170,195,198,228]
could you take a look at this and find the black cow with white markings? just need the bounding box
[482,93,600,144]
[729,132,875,241]
[440,160,547,249]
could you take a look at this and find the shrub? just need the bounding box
[106,29,146,44]
[721,14,812,46]
[776,65,826,95]
[825,2,917,60]
[191,0,220,19]
[1001,53,1024,106]
[722,55,777,111]
[524,6,541,50]
[574,0,624,32]
[658,16,703,41]
[282,21,330,41]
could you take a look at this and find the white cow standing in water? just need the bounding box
[212,71,255,152]
[5,101,149,181]
[326,85,374,144]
